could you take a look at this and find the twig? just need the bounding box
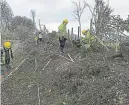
[34,57,37,72]
[42,59,52,70]
[45,55,52,59]
[94,36,109,51]
[2,58,28,83]
[37,83,41,105]
[56,54,74,62]
[67,53,74,62]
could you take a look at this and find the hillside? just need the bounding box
[1,34,129,105]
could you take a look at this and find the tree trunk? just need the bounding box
[38,19,42,31]
[78,26,80,40]
[68,29,70,40]
[71,27,73,40]
[79,20,81,38]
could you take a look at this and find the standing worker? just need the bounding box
[58,19,68,53]
[1,41,13,76]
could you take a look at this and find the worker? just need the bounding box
[2,41,13,75]
[38,32,43,43]
[34,32,39,45]
[1,47,4,79]
[1,47,4,64]
[58,19,68,53]
[82,29,95,45]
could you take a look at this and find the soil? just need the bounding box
[1,36,129,105]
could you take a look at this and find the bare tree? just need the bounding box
[72,1,87,38]
[38,19,43,31]
[30,9,36,29]
[38,19,49,34]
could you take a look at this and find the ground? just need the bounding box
[1,35,129,105]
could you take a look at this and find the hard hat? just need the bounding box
[82,30,87,35]
[4,41,11,49]
[63,19,68,24]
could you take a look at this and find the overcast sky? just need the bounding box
[6,0,129,34]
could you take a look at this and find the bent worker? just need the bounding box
[58,19,68,53]
[38,32,43,43]
[82,29,95,45]
[2,41,13,75]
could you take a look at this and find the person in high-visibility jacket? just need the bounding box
[2,41,13,65]
[38,32,43,43]
[1,41,13,75]
[58,19,68,53]
[82,29,95,45]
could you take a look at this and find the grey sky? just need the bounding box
[6,0,129,34]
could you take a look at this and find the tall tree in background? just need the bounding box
[11,16,35,40]
[11,16,35,31]
[0,0,13,33]
[30,9,36,29]
[93,0,113,40]
[72,1,87,38]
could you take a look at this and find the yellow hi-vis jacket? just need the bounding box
[82,30,95,44]
[86,30,95,42]
[58,23,67,38]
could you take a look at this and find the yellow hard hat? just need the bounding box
[63,19,68,24]
[4,41,11,49]
[82,30,87,35]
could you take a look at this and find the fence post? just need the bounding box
[90,19,92,33]
[71,27,73,40]
[116,15,120,52]
[78,26,80,40]
[68,29,70,40]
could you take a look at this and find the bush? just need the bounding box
[90,41,104,52]
[72,40,82,48]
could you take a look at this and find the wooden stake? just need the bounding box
[68,29,70,40]
[78,26,80,40]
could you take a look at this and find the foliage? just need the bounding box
[0,0,13,32]
[122,18,129,32]
[11,16,35,31]
[14,25,33,40]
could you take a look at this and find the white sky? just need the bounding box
[6,0,129,34]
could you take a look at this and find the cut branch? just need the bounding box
[67,53,74,62]
[2,58,28,83]
[42,59,52,71]
[37,83,41,105]
[56,54,74,62]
